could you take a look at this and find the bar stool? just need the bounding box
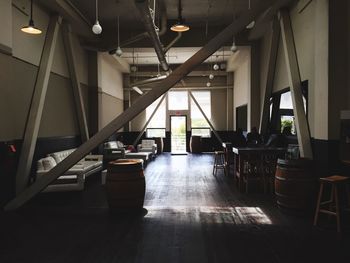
[213,151,226,176]
[313,175,350,233]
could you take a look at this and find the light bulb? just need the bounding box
[92,21,102,34]
[206,82,211,87]
[246,21,255,29]
[213,64,219,71]
[116,46,123,57]
[130,65,137,72]
[231,43,238,52]
[209,74,214,80]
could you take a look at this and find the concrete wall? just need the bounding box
[97,53,124,130]
[0,1,90,141]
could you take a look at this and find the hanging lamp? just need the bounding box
[21,0,42,34]
[116,15,122,56]
[171,0,190,32]
[92,0,102,34]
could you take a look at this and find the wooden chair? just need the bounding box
[313,175,350,233]
[240,152,264,193]
[213,151,226,176]
[260,152,279,194]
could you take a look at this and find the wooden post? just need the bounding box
[189,92,223,144]
[5,0,279,210]
[279,9,313,158]
[259,18,280,134]
[132,94,166,147]
[15,15,61,194]
[62,23,89,142]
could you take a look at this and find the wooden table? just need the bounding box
[223,143,286,193]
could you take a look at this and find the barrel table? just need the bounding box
[275,158,318,215]
[105,159,145,213]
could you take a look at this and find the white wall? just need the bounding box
[269,0,328,139]
[0,0,12,52]
[97,52,124,130]
[227,47,251,130]
[11,1,89,85]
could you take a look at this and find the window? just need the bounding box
[146,96,166,129]
[269,80,308,135]
[146,128,166,138]
[191,91,211,137]
[191,91,211,127]
[168,91,188,110]
[191,128,211,138]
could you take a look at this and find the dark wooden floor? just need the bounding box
[1,154,350,263]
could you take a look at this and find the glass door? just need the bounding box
[170,115,187,154]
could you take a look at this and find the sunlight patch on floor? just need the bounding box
[144,206,272,225]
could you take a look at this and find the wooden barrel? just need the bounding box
[153,137,164,153]
[106,159,145,213]
[275,158,318,215]
[190,136,202,153]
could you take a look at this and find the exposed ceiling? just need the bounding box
[122,46,233,65]
[36,0,295,67]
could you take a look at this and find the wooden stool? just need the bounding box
[313,175,350,233]
[213,151,226,176]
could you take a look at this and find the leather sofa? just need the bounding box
[103,141,152,165]
[37,149,103,192]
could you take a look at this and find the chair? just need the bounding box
[239,152,264,193]
[313,175,350,233]
[137,140,157,157]
[213,151,226,176]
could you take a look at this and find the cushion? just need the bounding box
[37,159,44,172]
[105,141,118,149]
[141,140,155,148]
[49,149,75,163]
[116,141,125,148]
[42,157,57,171]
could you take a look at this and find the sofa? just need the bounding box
[103,141,152,165]
[37,149,103,192]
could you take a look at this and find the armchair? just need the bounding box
[137,139,157,156]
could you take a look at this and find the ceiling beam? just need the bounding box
[5,0,278,210]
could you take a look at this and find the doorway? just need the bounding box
[170,115,187,154]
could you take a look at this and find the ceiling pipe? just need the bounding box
[109,10,168,53]
[164,32,182,53]
[134,0,169,71]
[130,74,167,87]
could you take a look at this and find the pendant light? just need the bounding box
[92,0,102,34]
[21,0,42,34]
[171,0,190,32]
[116,15,122,57]
[246,0,255,29]
[231,36,238,52]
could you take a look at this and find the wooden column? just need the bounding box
[132,94,166,147]
[15,15,61,194]
[5,0,279,210]
[279,9,313,158]
[189,92,223,144]
[259,18,280,134]
[62,23,89,142]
